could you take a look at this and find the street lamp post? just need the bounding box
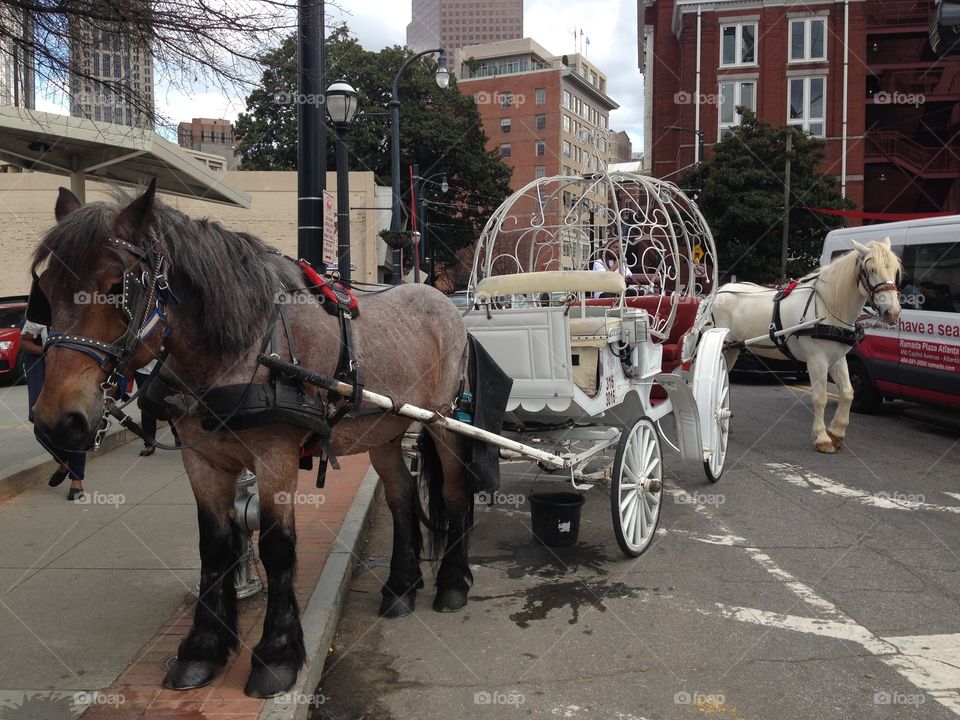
[664,124,705,198]
[389,48,449,284]
[326,79,360,284]
[413,170,448,285]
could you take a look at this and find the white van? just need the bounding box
[821,216,960,412]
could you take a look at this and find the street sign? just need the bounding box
[693,244,704,263]
[322,190,336,264]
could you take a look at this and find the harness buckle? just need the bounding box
[93,417,111,451]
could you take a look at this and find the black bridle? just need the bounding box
[34,235,173,448]
[857,257,899,312]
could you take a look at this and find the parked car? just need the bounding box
[0,296,28,385]
[821,216,960,412]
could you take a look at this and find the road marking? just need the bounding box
[669,482,960,715]
[767,463,960,514]
[944,492,960,503]
[655,527,746,546]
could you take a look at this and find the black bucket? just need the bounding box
[529,492,586,547]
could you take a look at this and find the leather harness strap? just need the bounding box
[768,275,864,362]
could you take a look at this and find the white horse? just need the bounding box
[712,239,901,453]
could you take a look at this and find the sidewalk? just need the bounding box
[0,432,377,720]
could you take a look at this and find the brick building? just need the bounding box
[407,0,523,53]
[177,118,239,170]
[641,0,960,217]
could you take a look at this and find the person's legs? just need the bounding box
[136,372,157,455]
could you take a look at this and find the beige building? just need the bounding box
[69,14,154,128]
[407,0,523,53]
[178,118,239,170]
[0,171,392,295]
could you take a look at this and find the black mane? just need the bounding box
[32,193,302,357]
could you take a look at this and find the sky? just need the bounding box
[36,1,645,150]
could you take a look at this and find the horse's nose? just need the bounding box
[38,410,91,450]
[884,307,901,325]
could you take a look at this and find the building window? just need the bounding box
[563,114,570,133]
[500,143,511,157]
[562,90,571,109]
[535,140,546,156]
[499,92,513,108]
[720,22,757,66]
[562,140,571,157]
[788,76,825,136]
[535,165,546,178]
[500,117,511,133]
[719,80,756,137]
[790,18,826,62]
[535,114,546,130]
[535,87,546,104]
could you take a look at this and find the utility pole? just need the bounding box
[297,0,325,265]
[780,131,792,283]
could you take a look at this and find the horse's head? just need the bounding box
[852,238,901,326]
[31,181,165,451]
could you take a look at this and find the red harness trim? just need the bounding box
[779,279,800,299]
[297,259,360,318]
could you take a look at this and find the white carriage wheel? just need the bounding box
[703,355,731,483]
[611,417,663,558]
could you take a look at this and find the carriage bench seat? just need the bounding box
[568,316,622,395]
[475,271,627,300]
[586,296,701,371]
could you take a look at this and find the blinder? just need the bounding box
[26,275,52,326]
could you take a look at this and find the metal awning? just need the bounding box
[0,107,250,208]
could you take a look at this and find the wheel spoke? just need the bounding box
[622,492,638,537]
[645,455,660,479]
[620,489,636,513]
[635,494,647,545]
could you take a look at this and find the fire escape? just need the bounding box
[864,0,960,215]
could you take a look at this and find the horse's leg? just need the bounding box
[244,445,305,698]
[369,437,424,618]
[163,450,241,690]
[807,353,837,454]
[424,428,472,613]
[827,357,854,450]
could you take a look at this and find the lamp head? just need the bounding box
[325,79,360,126]
[435,53,450,89]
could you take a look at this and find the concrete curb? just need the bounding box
[258,465,382,720]
[0,427,134,501]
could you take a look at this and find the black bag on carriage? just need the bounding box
[464,335,513,493]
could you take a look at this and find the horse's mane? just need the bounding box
[31,191,302,357]
[815,241,901,316]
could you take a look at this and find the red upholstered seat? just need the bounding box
[585,296,701,398]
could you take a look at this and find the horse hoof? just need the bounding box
[433,588,468,613]
[162,659,218,690]
[244,663,299,698]
[379,591,416,618]
[827,431,844,449]
[815,440,838,454]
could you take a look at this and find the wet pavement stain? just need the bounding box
[471,541,613,580]
[473,578,648,629]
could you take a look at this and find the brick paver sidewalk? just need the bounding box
[82,453,371,720]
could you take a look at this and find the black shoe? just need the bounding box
[139,445,155,457]
[67,487,85,502]
[48,468,69,487]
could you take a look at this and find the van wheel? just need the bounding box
[848,358,881,414]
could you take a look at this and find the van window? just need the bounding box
[900,242,960,313]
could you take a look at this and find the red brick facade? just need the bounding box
[643,0,960,216]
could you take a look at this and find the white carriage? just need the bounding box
[459,170,731,557]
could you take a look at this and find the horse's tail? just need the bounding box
[419,428,449,557]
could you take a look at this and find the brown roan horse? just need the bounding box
[30,182,474,697]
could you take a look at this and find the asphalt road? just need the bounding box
[314,381,960,720]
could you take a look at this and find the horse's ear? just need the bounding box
[115,178,157,239]
[55,187,82,222]
[851,240,870,256]
[880,236,892,248]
